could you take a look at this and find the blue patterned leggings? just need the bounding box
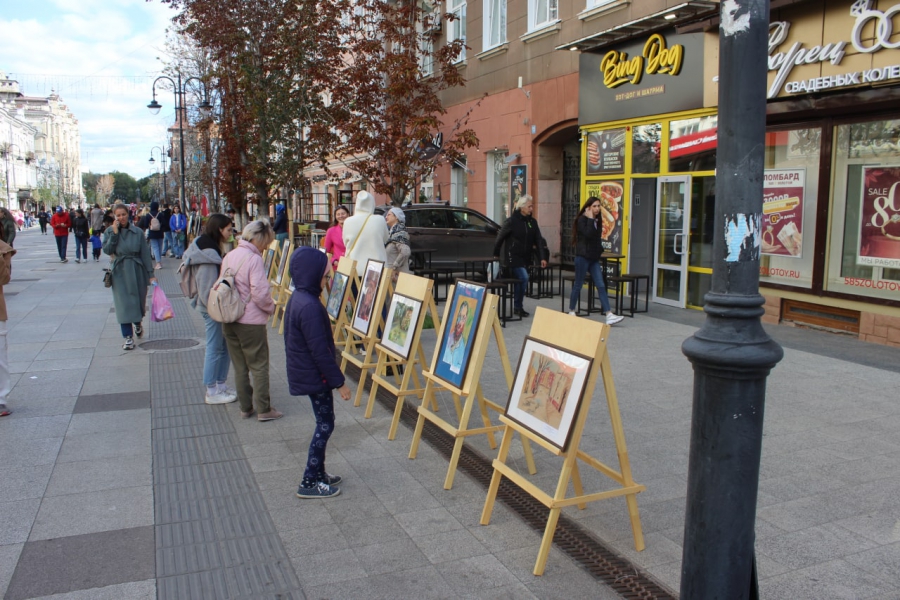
[303,389,335,483]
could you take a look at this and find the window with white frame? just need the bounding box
[484,0,506,50]
[419,3,437,76]
[447,0,466,62]
[529,0,558,31]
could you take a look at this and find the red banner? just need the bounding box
[859,166,900,269]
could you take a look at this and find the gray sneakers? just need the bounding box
[296,481,341,499]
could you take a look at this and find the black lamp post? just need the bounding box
[147,73,211,212]
[148,146,168,204]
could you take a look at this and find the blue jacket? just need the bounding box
[284,247,345,396]
[170,213,187,232]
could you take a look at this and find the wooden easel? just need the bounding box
[328,256,359,345]
[270,241,294,332]
[409,284,536,489]
[340,264,394,407]
[480,307,646,576]
[367,273,442,440]
[265,239,282,283]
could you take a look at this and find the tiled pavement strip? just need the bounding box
[1,226,900,598]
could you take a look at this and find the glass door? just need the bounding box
[653,176,691,307]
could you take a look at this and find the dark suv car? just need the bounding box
[375,203,501,269]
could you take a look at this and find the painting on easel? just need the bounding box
[380,293,422,360]
[433,280,486,389]
[351,259,384,336]
[275,243,290,285]
[506,337,592,451]
[264,247,275,275]
[326,271,349,320]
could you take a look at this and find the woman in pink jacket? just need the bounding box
[323,205,349,269]
[219,220,281,421]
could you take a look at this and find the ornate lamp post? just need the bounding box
[148,146,168,204]
[146,74,211,212]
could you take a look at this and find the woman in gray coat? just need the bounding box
[103,204,156,350]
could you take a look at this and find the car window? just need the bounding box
[411,209,450,229]
[404,210,420,227]
[451,210,492,231]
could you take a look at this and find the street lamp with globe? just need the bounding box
[148,146,169,204]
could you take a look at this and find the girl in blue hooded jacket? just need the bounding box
[284,246,351,499]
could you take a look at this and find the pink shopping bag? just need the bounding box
[151,285,175,322]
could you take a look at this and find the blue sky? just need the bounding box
[0,0,180,179]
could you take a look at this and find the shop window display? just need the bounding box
[827,119,900,300]
[632,124,661,174]
[759,127,820,289]
[669,115,717,172]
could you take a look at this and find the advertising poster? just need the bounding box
[586,129,626,175]
[858,166,900,269]
[585,180,624,255]
[509,165,527,211]
[762,168,805,258]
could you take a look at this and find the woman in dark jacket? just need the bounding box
[492,195,548,317]
[0,209,16,248]
[568,197,623,325]
[284,246,351,499]
[72,209,90,263]
[273,203,289,244]
[138,201,165,270]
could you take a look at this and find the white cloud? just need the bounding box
[1,1,180,179]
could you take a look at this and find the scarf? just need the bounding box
[386,222,410,247]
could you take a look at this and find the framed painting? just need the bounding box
[275,242,291,285]
[505,337,593,451]
[433,280,487,390]
[264,247,276,275]
[351,259,385,336]
[326,271,349,320]
[380,293,423,360]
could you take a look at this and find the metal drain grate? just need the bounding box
[139,339,199,351]
[347,363,676,599]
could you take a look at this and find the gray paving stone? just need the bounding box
[29,485,153,540]
[395,506,465,538]
[27,578,156,600]
[844,542,900,585]
[72,392,151,414]
[354,535,431,576]
[4,526,154,600]
[158,569,229,600]
[0,543,23,600]
[57,429,150,463]
[279,524,351,558]
[45,455,150,497]
[4,396,77,417]
[435,555,520,596]
[292,547,367,586]
[0,436,63,469]
[758,558,899,600]
[412,527,491,564]
[0,464,53,502]
[757,523,880,571]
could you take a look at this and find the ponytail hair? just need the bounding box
[572,196,600,246]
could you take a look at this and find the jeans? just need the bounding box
[55,235,68,260]
[75,236,88,260]
[303,389,335,482]
[163,231,174,256]
[221,322,271,414]
[201,310,230,387]
[149,238,163,263]
[120,322,140,338]
[510,266,529,309]
[276,232,289,245]
[172,232,185,258]
[569,256,611,314]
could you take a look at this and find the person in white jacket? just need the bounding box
[342,191,389,277]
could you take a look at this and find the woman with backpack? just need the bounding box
[138,201,165,270]
[72,208,91,263]
[218,220,279,421]
[182,213,238,405]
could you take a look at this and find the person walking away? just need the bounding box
[103,204,156,350]
[72,209,90,263]
[90,203,104,234]
[568,196,624,326]
[51,207,71,262]
[273,203,289,245]
[285,247,352,498]
[90,230,103,262]
[219,220,280,421]
[492,195,549,317]
[139,201,165,270]
[384,207,411,283]
[159,203,173,257]
[182,213,237,405]
[37,208,49,235]
[0,232,15,416]
[0,209,16,248]
[324,205,350,270]
[169,205,187,259]
[342,191,388,278]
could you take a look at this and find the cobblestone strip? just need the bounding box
[150,270,305,600]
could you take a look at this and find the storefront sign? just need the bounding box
[858,165,900,269]
[762,169,805,258]
[586,129,625,175]
[585,180,624,256]
[599,34,684,89]
[579,31,703,124]
[767,1,900,98]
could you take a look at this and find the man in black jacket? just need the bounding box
[159,203,173,257]
[492,195,548,318]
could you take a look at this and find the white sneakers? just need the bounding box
[568,311,577,316]
[205,386,238,405]
[606,312,624,325]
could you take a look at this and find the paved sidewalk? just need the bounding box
[1,226,899,599]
